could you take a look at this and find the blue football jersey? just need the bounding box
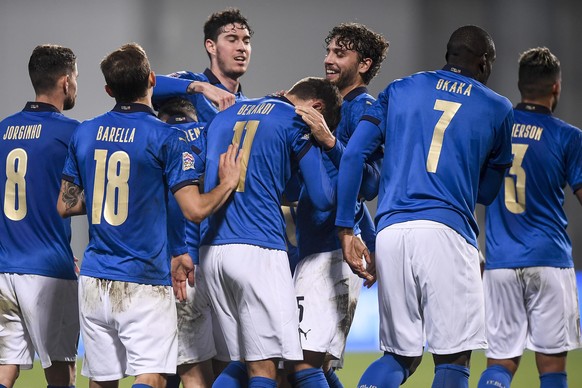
[485,103,582,268]
[153,68,247,123]
[62,103,199,285]
[165,117,206,264]
[0,102,79,279]
[201,96,332,250]
[296,87,379,260]
[336,66,514,247]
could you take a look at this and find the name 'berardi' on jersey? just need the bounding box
[2,124,42,140]
[96,125,135,143]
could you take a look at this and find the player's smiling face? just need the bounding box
[212,23,251,80]
[324,37,361,94]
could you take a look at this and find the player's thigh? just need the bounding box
[0,273,34,368]
[294,249,361,358]
[375,225,424,357]
[176,267,216,365]
[16,274,79,368]
[525,267,581,353]
[483,268,528,359]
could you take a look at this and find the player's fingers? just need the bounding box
[187,270,195,287]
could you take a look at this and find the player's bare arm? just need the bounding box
[174,143,242,223]
[187,81,235,111]
[337,226,375,286]
[171,252,195,302]
[296,105,336,150]
[57,179,86,217]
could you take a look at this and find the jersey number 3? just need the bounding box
[504,143,528,214]
[92,149,130,226]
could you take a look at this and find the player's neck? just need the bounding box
[521,97,553,112]
[35,94,63,112]
[210,66,241,94]
[340,81,366,98]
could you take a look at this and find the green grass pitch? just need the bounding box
[13,350,582,387]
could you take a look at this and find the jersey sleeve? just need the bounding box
[487,108,514,169]
[61,132,83,187]
[162,130,201,193]
[565,126,582,192]
[166,193,188,256]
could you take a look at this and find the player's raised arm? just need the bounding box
[57,179,86,217]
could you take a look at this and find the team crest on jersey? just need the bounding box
[182,152,195,170]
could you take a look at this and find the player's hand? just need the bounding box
[188,81,235,111]
[363,251,376,288]
[219,143,242,190]
[171,253,195,302]
[338,228,374,284]
[295,106,336,150]
[74,256,80,277]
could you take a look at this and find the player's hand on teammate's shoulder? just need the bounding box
[219,143,243,191]
[171,253,195,302]
[295,105,336,150]
[187,81,235,111]
[337,227,375,286]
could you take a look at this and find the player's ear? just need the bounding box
[311,100,323,113]
[104,85,115,98]
[359,57,372,75]
[205,39,216,56]
[61,74,69,95]
[149,71,156,88]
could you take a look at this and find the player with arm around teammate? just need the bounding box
[153,8,252,121]
[290,22,388,388]
[478,47,582,388]
[199,77,341,388]
[336,25,514,388]
[56,43,240,388]
[0,44,80,388]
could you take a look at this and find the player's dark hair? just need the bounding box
[158,97,199,122]
[288,77,342,131]
[325,23,389,85]
[100,43,151,103]
[445,25,495,84]
[518,47,560,100]
[204,8,253,43]
[28,44,76,95]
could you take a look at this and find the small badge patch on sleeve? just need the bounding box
[182,152,195,171]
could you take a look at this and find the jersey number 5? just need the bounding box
[3,148,27,221]
[426,99,461,173]
[504,143,528,214]
[92,149,130,226]
[231,120,259,192]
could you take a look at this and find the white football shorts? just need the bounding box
[199,244,302,362]
[0,273,78,369]
[376,220,487,356]
[293,248,361,360]
[79,276,177,381]
[176,265,216,365]
[484,266,581,358]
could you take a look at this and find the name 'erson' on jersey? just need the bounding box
[359,66,513,247]
[201,96,313,250]
[0,102,79,279]
[62,103,199,285]
[486,103,582,269]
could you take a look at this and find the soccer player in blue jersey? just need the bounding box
[56,43,241,388]
[199,77,342,388]
[153,8,252,122]
[478,47,582,388]
[0,44,79,388]
[290,23,388,388]
[336,25,514,388]
[158,98,216,388]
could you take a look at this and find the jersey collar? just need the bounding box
[112,102,156,116]
[23,101,60,113]
[167,115,196,124]
[442,64,475,79]
[344,86,369,102]
[515,102,552,115]
[204,68,243,94]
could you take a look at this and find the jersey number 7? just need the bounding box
[426,99,461,173]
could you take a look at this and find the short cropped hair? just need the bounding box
[288,77,342,131]
[204,8,253,43]
[28,44,76,95]
[100,43,151,103]
[325,23,389,85]
[158,97,198,122]
[518,47,561,100]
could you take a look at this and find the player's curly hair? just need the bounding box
[325,23,389,85]
[28,44,76,95]
[518,47,560,100]
[204,8,254,43]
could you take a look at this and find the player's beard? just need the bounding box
[63,94,76,111]
[332,66,359,94]
[216,54,246,81]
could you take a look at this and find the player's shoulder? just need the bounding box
[167,70,207,82]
